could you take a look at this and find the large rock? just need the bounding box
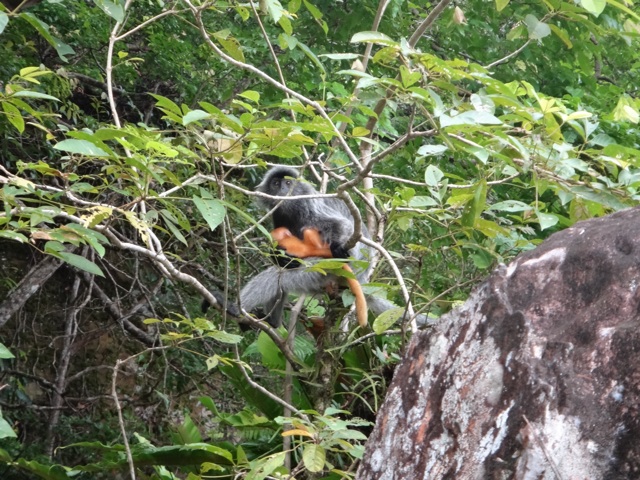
[357,207,640,480]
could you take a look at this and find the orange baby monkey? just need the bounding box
[271,227,368,328]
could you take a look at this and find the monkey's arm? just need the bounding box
[271,227,368,328]
[271,227,332,258]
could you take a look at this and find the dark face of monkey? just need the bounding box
[257,167,314,239]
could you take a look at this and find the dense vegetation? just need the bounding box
[1,0,640,478]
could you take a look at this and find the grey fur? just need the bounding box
[240,166,372,326]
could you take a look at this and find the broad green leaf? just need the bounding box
[0,448,11,462]
[150,93,182,115]
[319,53,360,60]
[537,211,559,230]
[488,200,532,212]
[53,251,105,277]
[608,0,640,22]
[302,444,326,473]
[279,13,293,34]
[193,196,226,231]
[475,218,509,238]
[524,14,551,40]
[303,0,322,19]
[408,196,438,207]
[0,231,29,243]
[54,139,110,157]
[217,35,245,62]
[461,180,487,228]
[95,0,125,22]
[295,39,326,74]
[183,109,211,126]
[425,165,444,186]
[239,90,260,103]
[417,144,448,157]
[12,459,73,480]
[206,330,243,344]
[0,12,8,34]
[351,126,370,137]
[351,31,397,46]
[549,24,573,48]
[399,65,420,88]
[159,211,188,247]
[0,342,15,359]
[264,0,286,23]
[12,90,60,101]
[288,0,302,13]
[0,417,16,439]
[2,101,25,133]
[21,13,75,62]
[580,0,606,15]
[440,111,502,127]
[372,307,404,334]
[496,0,510,11]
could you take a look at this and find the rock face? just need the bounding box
[357,207,640,480]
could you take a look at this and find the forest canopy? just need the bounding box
[1,0,640,478]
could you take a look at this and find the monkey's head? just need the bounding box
[256,166,314,209]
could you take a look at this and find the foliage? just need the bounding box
[1,0,640,477]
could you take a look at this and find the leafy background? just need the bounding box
[1,0,640,478]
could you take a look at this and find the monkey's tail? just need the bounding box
[342,265,368,328]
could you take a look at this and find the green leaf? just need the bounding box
[12,90,60,101]
[217,35,245,62]
[372,308,404,334]
[0,12,8,34]
[461,180,487,228]
[524,14,551,39]
[182,109,211,126]
[193,196,226,231]
[95,0,125,22]
[351,126,369,137]
[319,53,359,60]
[20,13,75,62]
[302,444,326,473]
[0,416,16,439]
[206,330,243,344]
[580,0,606,15]
[408,196,438,207]
[0,342,15,359]
[537,211,559,230]
[2,101,25,133]
[440,111,502,127]
[54,139,110,157]
[425,165,444,187]
[57,252,104,277]
[264,0,286,23]
[303,0,322,20]
[549,24,573,48]
[495,0,510,11]
[238,90,260,103]
[0,231,29,243]
[45,244,105,277]
[351,31,397,46]
[417,144,448,157]
[488,200,532,212]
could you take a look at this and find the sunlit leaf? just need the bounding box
[54,139,110,157]
[193,196,226,231]
[524,14,551,39]
[0,343,15,360]
[351,31,397,46]
[580,0,606,16]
